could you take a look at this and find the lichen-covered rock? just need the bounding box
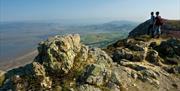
[163,66,180,74]
[40,76,52,89]
[112,48,133,62]
[32,62,46,78]
[112,48,146,62]
[76,44,89,62]
[32,62,52,89]
[149,42,158,48]
[107,71,122,91]
[157,38,180,56]
[157,41,175,57]
[155,38,180,65]
[36,34,81,74]
[88,48,113,68]
[108,38,148,63]
[127,42,147,51]
[11,75,26,91]
[78,64,111,86]
[78,84,102,91]
[131,51,147,62]
[3,62,52,91]
[119,61,147,71]
[146,50,160,65]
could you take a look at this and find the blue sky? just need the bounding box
[0,0,180,22]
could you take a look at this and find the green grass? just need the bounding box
[166,20,180,30]
[80,32,128,48]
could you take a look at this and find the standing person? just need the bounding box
[154,11,163,38]
[148,12,155,36]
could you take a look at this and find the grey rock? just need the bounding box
[146,50,160,64]
[155,38,180,65]
[112,48,133,62]
[88,48,113,68]
[78,84,102,91]
[36,34,81,74]
[78,64,111,86]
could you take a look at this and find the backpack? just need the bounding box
[155,16,163,26]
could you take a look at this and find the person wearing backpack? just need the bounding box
[154,11,163,38]
[148,12,155,36]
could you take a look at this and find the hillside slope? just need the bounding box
[0,34,180,91]
[129,20,180,38]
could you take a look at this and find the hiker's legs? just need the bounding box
[157,26,161,38]
[159,26,161,34]
[148,25,151,35]
[148,24,153,35]
[153,26,158,38]
[151,25,155,37]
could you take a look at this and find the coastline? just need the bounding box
[0,50,38,71]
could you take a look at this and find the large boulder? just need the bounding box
[108,38,148,63]
[0,62,52,91]
[146,50,161,65]
[78,64,111,86]
[88,48,113,68]
[112,48,133,62]
[155,38,180,65]
[35,34,81,74]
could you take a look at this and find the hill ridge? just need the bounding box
[129,19,180,38]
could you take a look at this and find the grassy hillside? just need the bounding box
[81,32,128,48]
[163,20,180,31]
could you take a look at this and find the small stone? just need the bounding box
[146,50,159,64]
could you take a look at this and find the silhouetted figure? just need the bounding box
[148,12,155,36]
[154,11,163,38]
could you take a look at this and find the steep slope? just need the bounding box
[129,20,180,38]
[0,34,180,91]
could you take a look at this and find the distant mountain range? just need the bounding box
[104,20,138,25]
[0,20,138,63]
[68,20,138,33]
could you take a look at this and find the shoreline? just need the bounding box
[0,50,38,71]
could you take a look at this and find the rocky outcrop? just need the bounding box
[154,38,180,65]
[35,34,81,75]
[105,35,180,91]
[0,34,180,91]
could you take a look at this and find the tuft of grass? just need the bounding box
[134,35,152,42]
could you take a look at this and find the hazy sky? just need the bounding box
[0,0,180,22]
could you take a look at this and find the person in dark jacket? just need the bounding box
[148,12,155,36]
